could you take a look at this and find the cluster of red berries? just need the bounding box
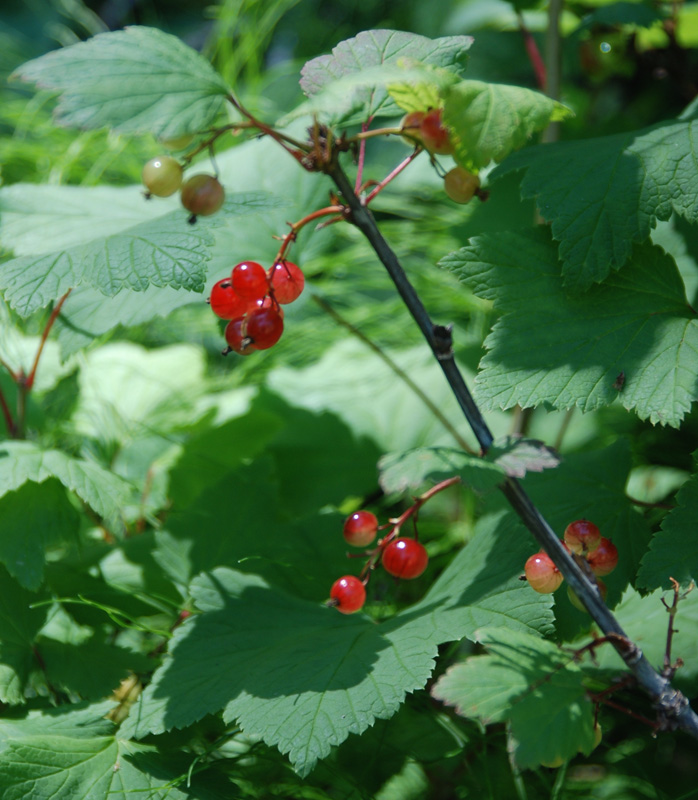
[399,107,482,205]
[328,510,429,614]
[524,520,619,611]
[208,259,304,355]
[142,155,225,222]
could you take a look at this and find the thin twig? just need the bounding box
[313,295,474,454]
[0,388,15,437]
[364,149,423,204]
[326,156,698,742]
[517,11,546,91]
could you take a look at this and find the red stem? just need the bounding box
[273,205,344,264]
[25,290,71,391]
[364,149,423,205]
[0,388,15,436]
[355,121,371,193]
[517,12,547,91]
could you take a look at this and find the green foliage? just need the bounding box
[0,5,697,798]
[441,229,698,426]
[12,27,230,138]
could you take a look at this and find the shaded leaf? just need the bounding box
[0,567,47,704]
[432,627,595,768]
[378,446,504,493]
[0,481,79,590]
[0,441,133,533]
[126,516,552,775]
[636,471,698,590]
[12,27,229,138]
[493,118,698,289]
[441,229,698,427]
[442,80,572,171]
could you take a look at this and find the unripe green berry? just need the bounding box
[142,156,183,197]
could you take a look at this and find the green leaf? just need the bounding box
[0,441,133,533]
[636,472,698,590]
[0,183,164,256]
[493,118,698,289]
[442,80,572,171]
[0,567,47,704]
[0,193,272,316]
[297,29,472,124]
[432,627,595,768]
[38,638,152,701]
[12,26,230,137]
[53,284,201,357]
[0,481,79,590]
[378,446,504,493]
[0,701,115,746]
[488,436,561,478]
[126,515,552,775]
[441,229,698,427]
[0,733,225,800]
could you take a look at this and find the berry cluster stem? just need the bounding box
[273,205,345,265]
[325,157,698,742]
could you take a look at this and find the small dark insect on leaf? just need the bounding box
[613,371,625,391]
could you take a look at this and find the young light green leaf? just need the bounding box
[0,193,272,317]
[378,446,504,494]
[442,80,572,171]
[441,229,698,427]
[296,29,471,124]
[493,118,698,290]
[431,627,594,768]
[0,568,48,703]
[636,472,698,590]
[0,441,133,533]
[12,26,230,138]
[126,515,552,776]
[489,436,561,478]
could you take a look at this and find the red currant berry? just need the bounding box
[420,108,454,155]
[524,552,563,594]
[224,317,257,355]
[587,537,618,576]
[381,538,429,580]
[231,261,268,302]
[268,261,305,304]
[245,307,284,350]
[343,510,379,547]
[444,167,480,204]
[564,520,601,555]
[180,174,225,219]
[247,295,284,317]
[329,575,366,614]
[209,278,248,320]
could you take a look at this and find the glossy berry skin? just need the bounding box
[142,156,182,197]
[343,510,379,547]
[248,295,284,318]
[268,261,305,304]
[209,278,248,320]
[381,538,429,579]
[330,576,366,614]
[564,520,601,555]
[587,537,618,576]
[232,261,268,301]
[245,307,284,349]
[444,167,480,204]
[524,552,563,594]
[180,174,225,217]
[224,317,257,355]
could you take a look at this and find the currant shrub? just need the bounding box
[268,261,305,304]
[329,575,366,614]
[180,174,225,218]
[564,520,602,555]
[142,155,183,197]
[231,261,268,302]
[209,278,248,320]
[524,552,563,594]
[587,537,619,576]
[444,166,480,204]
[381,538,429,579]
[343,510,379,547]
[245,307,284,349]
